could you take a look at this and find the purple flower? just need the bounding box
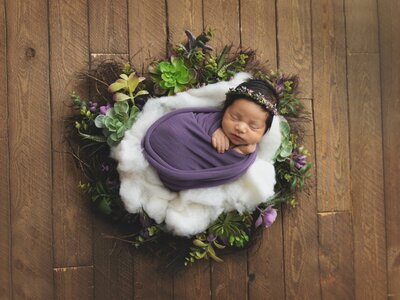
[207,234,216,242]
[88,101,98,112]
[255,205,277,229]
[292,151,307,170]
[275,76,284,94]
[99,103,112,115]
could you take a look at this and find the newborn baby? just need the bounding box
[142,79,279,191]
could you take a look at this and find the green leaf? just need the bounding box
[113,92,131,102]
[126,72,142,93]
[94,115,105,128]
[299,162,312,174]
[134,90,149,98]
[114,101,129,114]
[193,239,207,247]
[78,131,107,143]
[108,79,126,93]
[97,198,112,215]
[280,120,290,136]
[120,74,129,80]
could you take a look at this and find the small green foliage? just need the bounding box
[71,93,106,143]
[149,56,195,95]
[94,101,139,147]
[207,212,251,248]
[108,71,148,104]
[202,46,248,83]
[174,29,214,65]
[184,234,225,266]
[255,70,303,116]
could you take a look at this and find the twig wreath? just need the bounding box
[68,29,312,267]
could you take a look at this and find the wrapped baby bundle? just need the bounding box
[142,107,257,191]
[111,72,282,236]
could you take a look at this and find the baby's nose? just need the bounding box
[236,123,247,133]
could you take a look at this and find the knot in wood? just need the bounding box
[25,47,36,59]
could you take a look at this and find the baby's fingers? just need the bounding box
[212,136,217,149]
[217,140,225,153]
[224,136,230,150]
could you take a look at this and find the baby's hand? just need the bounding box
[212,128,230,153]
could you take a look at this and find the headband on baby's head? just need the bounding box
[225,86,279,116]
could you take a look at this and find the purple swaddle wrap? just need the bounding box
[142,107,258,191]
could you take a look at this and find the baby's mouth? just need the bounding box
[230,133,244,142]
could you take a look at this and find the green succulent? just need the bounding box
[273,120,293,162]
[108,71,149,104]
[149,56,195,95]
[94,101,139,147]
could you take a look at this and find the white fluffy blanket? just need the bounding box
[111,72,282,236]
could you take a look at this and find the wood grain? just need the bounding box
[241,2,285,299]
[312,0,351,211]
[166,2,210,298]
[0,0,10,298]
[277,0,312,98]
[348,53,387,299]
[133,255,173,300]
[203,0,240,51]
[167,0,203,50]
[173,262,211,300]
[6,0,54,298]
[211,251,248,299]
[318,212,355,299]
[88,53,134,299]
[126,2,173,298]
[93,219,134,300]
[241,0,277,69]
[49,0,93,268]
[379,0,400,298]
[202,1,248,299]
[54,266,94,300]
[248,219,285,300]
[345,0,379,53]
[283,102,320,299]
[128,0,167,74]
[89,0,128,54]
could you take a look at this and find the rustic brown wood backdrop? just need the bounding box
[0,0,399,299]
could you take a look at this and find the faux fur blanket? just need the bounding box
[142,107,258,190]
[111,72,282,236]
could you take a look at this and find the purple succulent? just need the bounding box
[185,30,196,48]
[203,44,214,52]
[99,103,112,115]
[255,205,277,229]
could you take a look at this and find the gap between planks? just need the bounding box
[347,52,379,55]
[53,265,94,272]
[317,211,351,216]
[91,53,129,57]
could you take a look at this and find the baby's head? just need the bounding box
[221,79,279,146]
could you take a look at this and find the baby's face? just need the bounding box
[221,98,269,146]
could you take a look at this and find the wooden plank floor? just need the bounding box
[0,0,399,299]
